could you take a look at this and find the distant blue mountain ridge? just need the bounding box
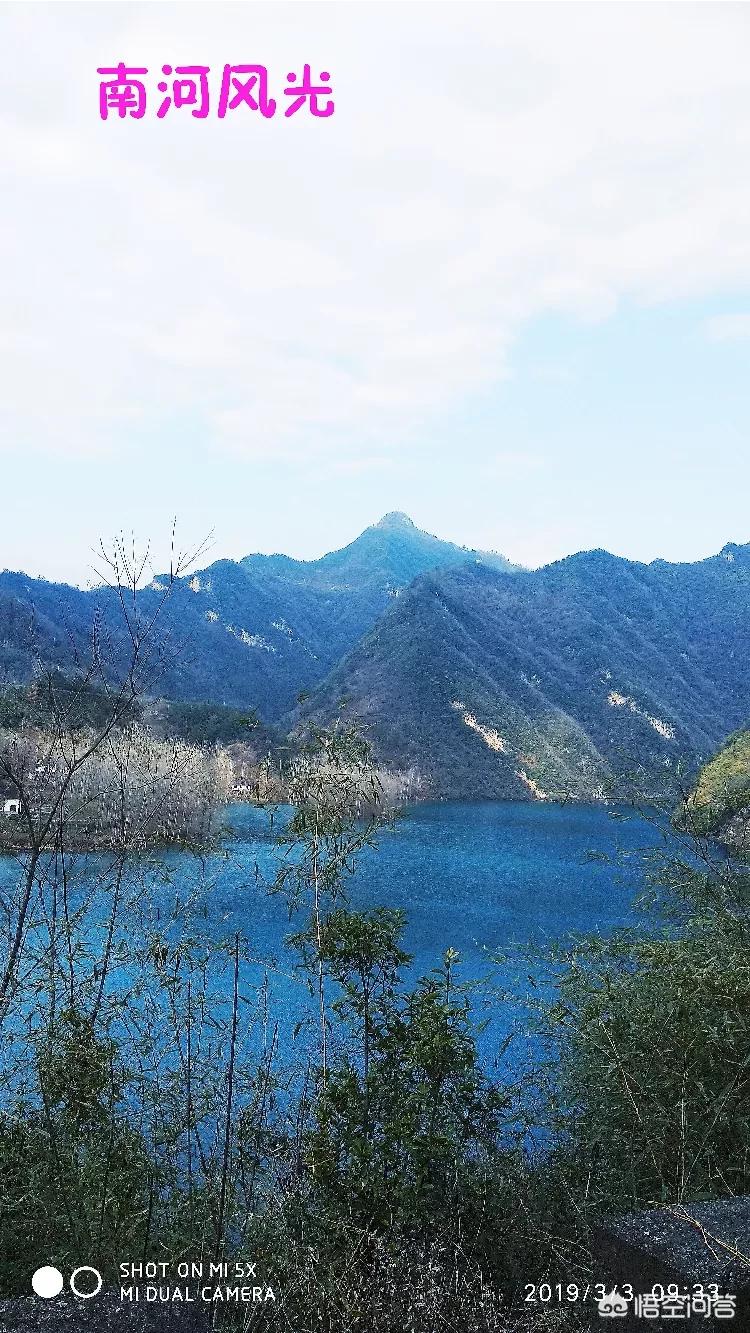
[1,514,748,799]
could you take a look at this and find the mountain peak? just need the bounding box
[373,512,415,530]
[718,541,750,565]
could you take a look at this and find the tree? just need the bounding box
[305,935,507,1237]
[273,720,387,1080]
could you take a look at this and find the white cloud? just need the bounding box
[1,1,749,465]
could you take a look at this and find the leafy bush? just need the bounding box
[535,842,750,1230]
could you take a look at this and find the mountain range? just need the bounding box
[1,513,749,800]
[0,514,513,722]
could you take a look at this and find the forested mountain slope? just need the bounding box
[0,514,514,720]
[292,542,750,799]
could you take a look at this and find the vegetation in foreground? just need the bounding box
[0,719,748,1329]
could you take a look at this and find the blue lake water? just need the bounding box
[0,801,672,1079]
[190,800,668,1073]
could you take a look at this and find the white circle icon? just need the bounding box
[31,1266,64,1299]
[70,1266,103,1299]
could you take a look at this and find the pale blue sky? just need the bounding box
[1,2,749,582]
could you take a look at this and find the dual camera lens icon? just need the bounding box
[32,1265,103,1300]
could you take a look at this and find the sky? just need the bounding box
[1,1,749,583]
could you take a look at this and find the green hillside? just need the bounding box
[680,729,750,844]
